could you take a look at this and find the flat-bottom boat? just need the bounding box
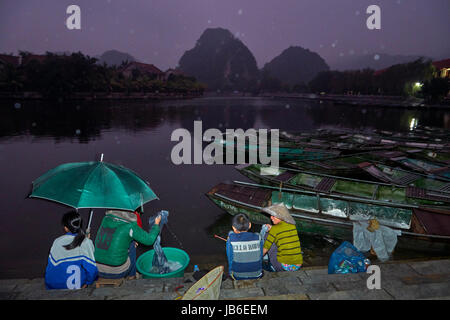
[206,181,450,254]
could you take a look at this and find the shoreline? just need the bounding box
[2,92,449,109]
[0,91,203,101]
[1,256,449,300]
[259,93,450,109]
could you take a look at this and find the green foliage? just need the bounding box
[308,58,436,97]
[259,70,282,93]
[376,58,434,96]
[0,52,204,98]
[421,77,450,103]
[309,69,376,94]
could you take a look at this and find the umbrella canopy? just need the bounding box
[29,161,159,211]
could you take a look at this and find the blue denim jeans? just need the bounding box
[98,242,137,279]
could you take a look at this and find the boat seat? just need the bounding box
[439,184,450,192]
[314,177,336,193]
[406,187,450,202]
[392,173,420,185]
[215,183,272,207]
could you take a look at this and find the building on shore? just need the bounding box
[432,59,450,79]
[120,61,165,81]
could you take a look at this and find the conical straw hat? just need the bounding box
[262,203,296,225]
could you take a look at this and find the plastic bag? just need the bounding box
[352,221,401,262]
[328,241,370,274]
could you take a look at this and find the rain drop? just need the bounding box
[14,102,21,109]
[75,129,81,135]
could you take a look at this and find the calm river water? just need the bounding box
[0,97,449,279]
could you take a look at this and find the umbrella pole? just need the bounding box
[86,209,94,235]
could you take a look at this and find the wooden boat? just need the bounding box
[236,164,450,211]
[209,132,341,162]
[374,150,450,179]
[395,147,450,165]
[287,153,372,177]
[287,156,450,190]
[280,131,396,153]
[281,129,450,151]
[288,151,450,181]
[206,181,450,253]
[357,162,450,191]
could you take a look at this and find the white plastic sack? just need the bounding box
[352,221,401,262]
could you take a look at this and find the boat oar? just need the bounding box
[214,234,227,242]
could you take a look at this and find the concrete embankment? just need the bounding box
[1,258,450,300]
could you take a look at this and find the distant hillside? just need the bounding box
[96,50,137,67]
[262,46,329,86]
[330,53,429,71]
[178,28,259,91]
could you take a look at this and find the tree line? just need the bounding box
[261,58,449,103]
[0,51,205,99]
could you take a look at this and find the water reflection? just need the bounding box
[0,97,448,279]
[1,98,448,142]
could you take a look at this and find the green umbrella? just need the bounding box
[29,157,159,232]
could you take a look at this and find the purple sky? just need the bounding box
[0,0,449,70]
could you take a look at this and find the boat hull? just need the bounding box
[206,185,450,254]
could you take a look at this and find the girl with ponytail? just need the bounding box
[45,211,98,290]
[62,211,86,250]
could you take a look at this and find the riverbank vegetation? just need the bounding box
[302,59,449,103]
[0,52,205,99]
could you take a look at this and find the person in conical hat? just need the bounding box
[261,203,303,272]
[262,203,296,225]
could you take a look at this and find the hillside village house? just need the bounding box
[1,53,181,82]
[120,61,165,81]
[432,59,450,79]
